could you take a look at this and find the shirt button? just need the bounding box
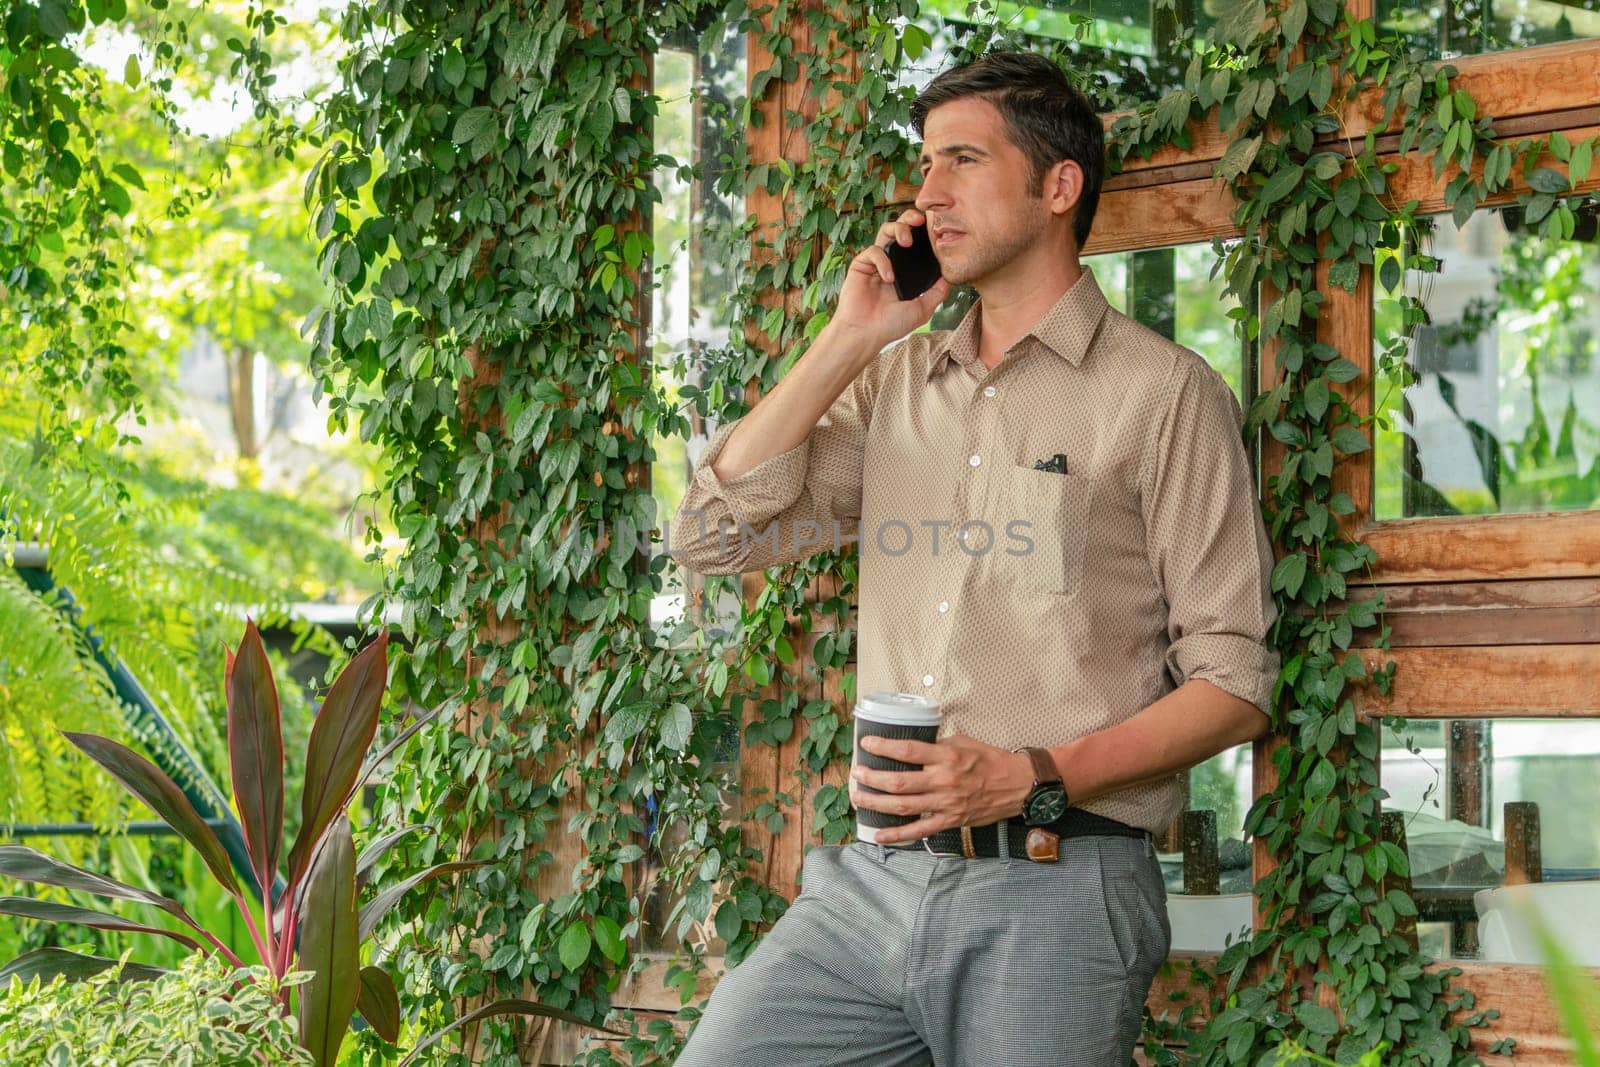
[921,673,935,687]
[937,600,949,613]
[968,454,981,467]
[982,385,996,397]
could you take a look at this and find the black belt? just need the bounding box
[890,807,1151,859]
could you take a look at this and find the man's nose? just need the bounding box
[914,171,951,213]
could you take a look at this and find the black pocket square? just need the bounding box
[1032,453,1069,474]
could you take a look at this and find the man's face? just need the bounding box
[913,97,1049,287]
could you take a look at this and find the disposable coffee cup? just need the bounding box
[851,691,942,844]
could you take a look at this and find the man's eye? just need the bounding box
[956,155,975,164]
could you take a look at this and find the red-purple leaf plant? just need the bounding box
[0,620,614,1064]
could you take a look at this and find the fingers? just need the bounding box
[851,763,931,794]
[848,778,929,815]
[852,243,896,286]
[875,207,927,248]
[872,816,948,844]
[859,736,944,764]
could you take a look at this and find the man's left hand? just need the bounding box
[848,735,1035,845]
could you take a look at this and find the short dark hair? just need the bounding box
[909,51,1104,248]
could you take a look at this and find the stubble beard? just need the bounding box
[933,198,1047,287]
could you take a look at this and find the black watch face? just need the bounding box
[1025,784,1068,825]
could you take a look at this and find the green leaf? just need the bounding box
[100,179,131,215]
[111,162,145,190]
[0,896,201,952]
[593,915,626,963]
[452,107,497,146]
[64,732,242,897]
[1280,0,1307,43]
[660,702,692,752]
[1215,0,1267,46]
[124,54,140,87]
[37,0,72,39]
[1332,425,1371,454]
[357,860,487,940]
[441,50,466,88]
[1306,758,1336,799]
[357,965,401,1044]
[0,949,165,985]
[1259,164,1305,206]
[1296,1001,1340,1035]
[0,846,207,938]
[1527,166,1569,194]
[1272,552,1307,596]
[1379,255,1401,293]
[355,824,433,889]
[1334,177,1360,217]
[1217,135,1262,181]
[1570,139,1594,185]
[1303,377,1329,420]
[227,621,285,900]
[558,921,591,971]
[604,702,652,744]
[1325,357,1361,383]
[284,633,388,890]
[298,819,359,1067]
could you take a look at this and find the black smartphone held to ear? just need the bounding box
[883,223,942,301]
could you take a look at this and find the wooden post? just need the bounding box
[1446,720,1487,827]
[1503,801,1543,886]
[1379,811,1419,952]
[1181,809,1220,895]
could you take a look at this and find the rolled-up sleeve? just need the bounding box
[1140,356,1280,718]
[666,347,885,575]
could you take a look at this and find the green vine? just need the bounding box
[309,0,1596,1063]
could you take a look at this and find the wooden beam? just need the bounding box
[1354,512,1600,585]
[1330,576,1600,647]
[1351,644,1600,717]
[1449,959,1600,1065]
[1107,38,1600,179]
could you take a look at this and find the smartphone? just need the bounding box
[883,223,942,301]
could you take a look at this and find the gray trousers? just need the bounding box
[675,833,1171,1067]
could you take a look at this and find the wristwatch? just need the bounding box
[1016,746,1069,826]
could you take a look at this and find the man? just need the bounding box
[666,50,1280,1066]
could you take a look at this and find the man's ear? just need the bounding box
[1046,159,1084,220]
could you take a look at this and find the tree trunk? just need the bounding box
[226,344,259,460]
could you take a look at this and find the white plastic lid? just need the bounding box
[853,691,941,726]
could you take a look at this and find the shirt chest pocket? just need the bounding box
[1002,465,1090,597]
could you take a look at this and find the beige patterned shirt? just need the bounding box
[667,268,1279,833]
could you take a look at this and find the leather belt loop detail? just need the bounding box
[1026,827,1061,863]
[959,825,976,859]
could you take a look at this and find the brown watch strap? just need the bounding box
[1023,747,1061,786]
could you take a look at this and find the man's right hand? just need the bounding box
[830,207,953,350]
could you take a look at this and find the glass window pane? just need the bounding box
[1376,0,1600,60]
[922,243,1248,399]
[905,0,1206,108]
[648,25,748,633]
[1374,197,1600,520]
[1085,242,1249,398]
[1157,744,1258,954]
[1382,716,1600,963]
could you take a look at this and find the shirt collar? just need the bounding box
[925,266,1110,381]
